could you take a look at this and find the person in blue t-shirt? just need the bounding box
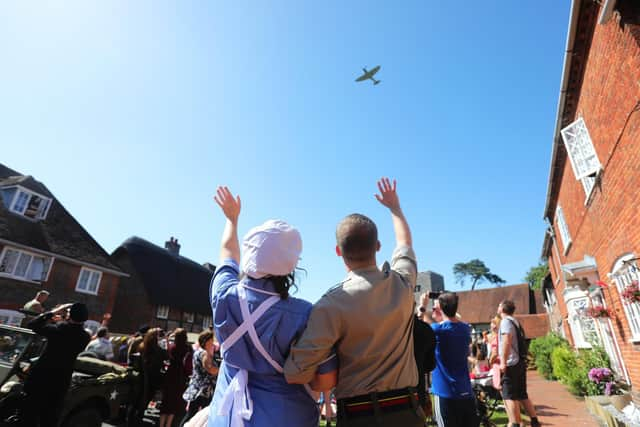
[430,292,479,427]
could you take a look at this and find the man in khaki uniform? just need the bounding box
[23,290,49,314]
[284,178,424,427]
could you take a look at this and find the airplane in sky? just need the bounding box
[355,65,381,85]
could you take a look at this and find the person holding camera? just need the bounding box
[22,302,90,427]
[430,292,479,427]
[284,178,425,427]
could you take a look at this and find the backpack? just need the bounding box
[507,318,528,363]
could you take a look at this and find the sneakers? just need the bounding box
[530,418,541,427]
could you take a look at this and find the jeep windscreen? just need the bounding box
[0,325,36,386]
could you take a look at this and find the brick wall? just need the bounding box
[0,248,121,323]
[548,4,640,386]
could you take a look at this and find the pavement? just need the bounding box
[102,370,602,427]
[527,369,600,426]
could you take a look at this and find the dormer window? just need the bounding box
[2,186,52,220]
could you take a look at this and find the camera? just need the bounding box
[428,291,442,299]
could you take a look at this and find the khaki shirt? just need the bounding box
[23,299,44,314]
[284,245,418,399]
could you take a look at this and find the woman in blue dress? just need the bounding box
[208,186,337,427]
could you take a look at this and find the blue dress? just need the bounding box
[208,259,336,427]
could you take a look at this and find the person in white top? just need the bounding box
[85,327,114,361]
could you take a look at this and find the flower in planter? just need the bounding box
[588,367,622,396]
[588,367,612,383]
[621,280,640,304]
[585,305,611,318]
[605,381,615,396]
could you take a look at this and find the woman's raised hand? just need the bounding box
[214,186,241,223]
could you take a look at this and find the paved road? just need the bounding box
[527,370,599,426]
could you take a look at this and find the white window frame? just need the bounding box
[157,305,169,319]
[564,290,600,349]
[555,206,572,254]
[560,117,602,199]
[544,287,557,308]
[183,312,194,323]
[561,117,602,180]
[581,175,597,202]
[75,267,102,295]
[0,246,54,283]
[202,315,212,329]
[7,186,52,220]
[611,254,640,342]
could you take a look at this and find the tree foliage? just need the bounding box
[452,259,506,290]
[524,262,549,290]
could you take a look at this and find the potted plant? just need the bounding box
[621,280,640,304]
[588,368,629,410]
[586,305,611,319]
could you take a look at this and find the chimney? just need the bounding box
[165,237,181,256]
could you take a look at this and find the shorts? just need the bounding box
[501,360,528,400]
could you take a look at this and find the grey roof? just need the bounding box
[0,163,121,272]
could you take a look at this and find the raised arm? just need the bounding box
[28,303,72,338]
[214,186,241,264]
[375,178,412,247]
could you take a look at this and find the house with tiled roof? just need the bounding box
[455,283,548,338]
[109,236,215,334]
[0,163,127,327]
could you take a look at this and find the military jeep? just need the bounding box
[0,324,138,427]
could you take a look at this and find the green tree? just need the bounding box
[453,259,506,290]
[524,262,549,290]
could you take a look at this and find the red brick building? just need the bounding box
[0,164,127,328]
[542,0,640,386]
[456,284,548,339]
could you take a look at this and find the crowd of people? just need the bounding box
[19,295,221,427]
[15,178,543,427]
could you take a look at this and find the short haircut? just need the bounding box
[500,299,516,315]
[198,329,214,348]
[97,327,108,338]
[336,214,378,263]
[437,292,459,318]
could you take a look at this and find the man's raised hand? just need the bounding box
[214,186,241,223]
[374,177,401,212]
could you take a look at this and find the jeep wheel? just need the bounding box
[62,406,103,427]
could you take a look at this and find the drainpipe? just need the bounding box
[598,0,616,24]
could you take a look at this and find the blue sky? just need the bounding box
[1,1,570,303]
